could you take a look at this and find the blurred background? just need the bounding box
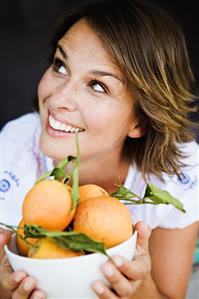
[0,0,198,142]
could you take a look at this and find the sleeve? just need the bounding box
[0,113,39,226]
[157,141,199,229]
[129,141,199,229]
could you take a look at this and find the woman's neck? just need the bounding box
[81,159,130,193]
[54,156,130,194]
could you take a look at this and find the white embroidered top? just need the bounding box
[1,113,199,229]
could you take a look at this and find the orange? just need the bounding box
[28,237,83,259]
[16,219,38,256]
[22,180,74,231]
[78,184,109,204]
[73,196,133,248]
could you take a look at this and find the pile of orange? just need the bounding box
[17,181,133,259]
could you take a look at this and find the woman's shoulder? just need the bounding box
[1,112,40,138]
[149,142,199,229]
[1,112,40,169]
[1,113,40,225]
[1,112,39,150]
[127,141,199,229]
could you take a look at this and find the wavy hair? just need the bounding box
[34,0,198,179]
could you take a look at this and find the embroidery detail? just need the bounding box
[0,179,11,192]
[184,175,197,191]
[177,173,190,185]
[32,126,48,177]
[4,171,19,187]
[174,173,197,191]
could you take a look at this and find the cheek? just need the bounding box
[38,70,53,103]
[84,103,120,132]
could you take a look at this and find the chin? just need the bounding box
[39,135,75,161]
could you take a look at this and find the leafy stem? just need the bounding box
[0,223,108,257]
[34,134,81,209]
[71,134,80,209]
[112,183,186,213]
[35,155,76,184]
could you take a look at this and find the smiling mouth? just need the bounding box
[48,115,85,133]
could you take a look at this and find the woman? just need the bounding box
[0,0,198,298]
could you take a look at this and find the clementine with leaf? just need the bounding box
[28,237,83,259]
[16,219,38,256]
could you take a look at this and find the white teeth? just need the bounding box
[65,125,72,131]
[49,115,84,133]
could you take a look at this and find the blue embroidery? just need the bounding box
[184,176,197,191]
[4,171,19,187]
[177,173,190,184]
[0,179,11,192]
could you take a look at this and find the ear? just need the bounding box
[128,121,146,139]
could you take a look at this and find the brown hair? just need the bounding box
[34,0,198,179]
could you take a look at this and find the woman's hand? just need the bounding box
[91,221,151,298]
[0,229,46,299]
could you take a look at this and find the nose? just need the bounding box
[50,79,80,112]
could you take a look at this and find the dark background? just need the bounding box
[0,0,198,140]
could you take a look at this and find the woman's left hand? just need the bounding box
[91,221,151,298]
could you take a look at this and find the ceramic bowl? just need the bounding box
[5,231,137,299]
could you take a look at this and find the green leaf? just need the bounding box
[35,155,77,184]
[23,224,107,256]
[112,184,140,200]
[51,168,66,180]
[52,234,107,255]
[56,156,76,169]
[144,183,186,213]
[71,134,80,209]
[71,166,79,209]
[111,183,185,214]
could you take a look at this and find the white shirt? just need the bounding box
[1,113,199,229]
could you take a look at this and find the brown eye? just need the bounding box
[52,58,67,75]
[89,80,108,93]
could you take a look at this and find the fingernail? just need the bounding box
[111,256,123,267]
[14,272,26,282]
[23,278,35,291]
[92,282,105,295]
[32,291,45,299]
[103,264,114,277]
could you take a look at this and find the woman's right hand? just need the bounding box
[0,229,46,299]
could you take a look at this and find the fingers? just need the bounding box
[1,268,46,299]
[134,221,151,252]
[92,254,150,298]
[12,276,37,299]
[0,229,12,260]
[29,290,46,299]
[0,230,46,298]
[91,280,118,299]
[0,229,12,246]
[91,222,152,298]
[0,255,44,299]
[91,259,141,298]
[1,267,27,292]
[111,254,150,281]
[2,270,46,299]
[101,262,133,297]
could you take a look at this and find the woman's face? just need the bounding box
[38,19,142,163]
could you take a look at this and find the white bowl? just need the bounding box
[5,231,137,299]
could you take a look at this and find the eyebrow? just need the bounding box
[57,44,123,83]
[57,44,67,59]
